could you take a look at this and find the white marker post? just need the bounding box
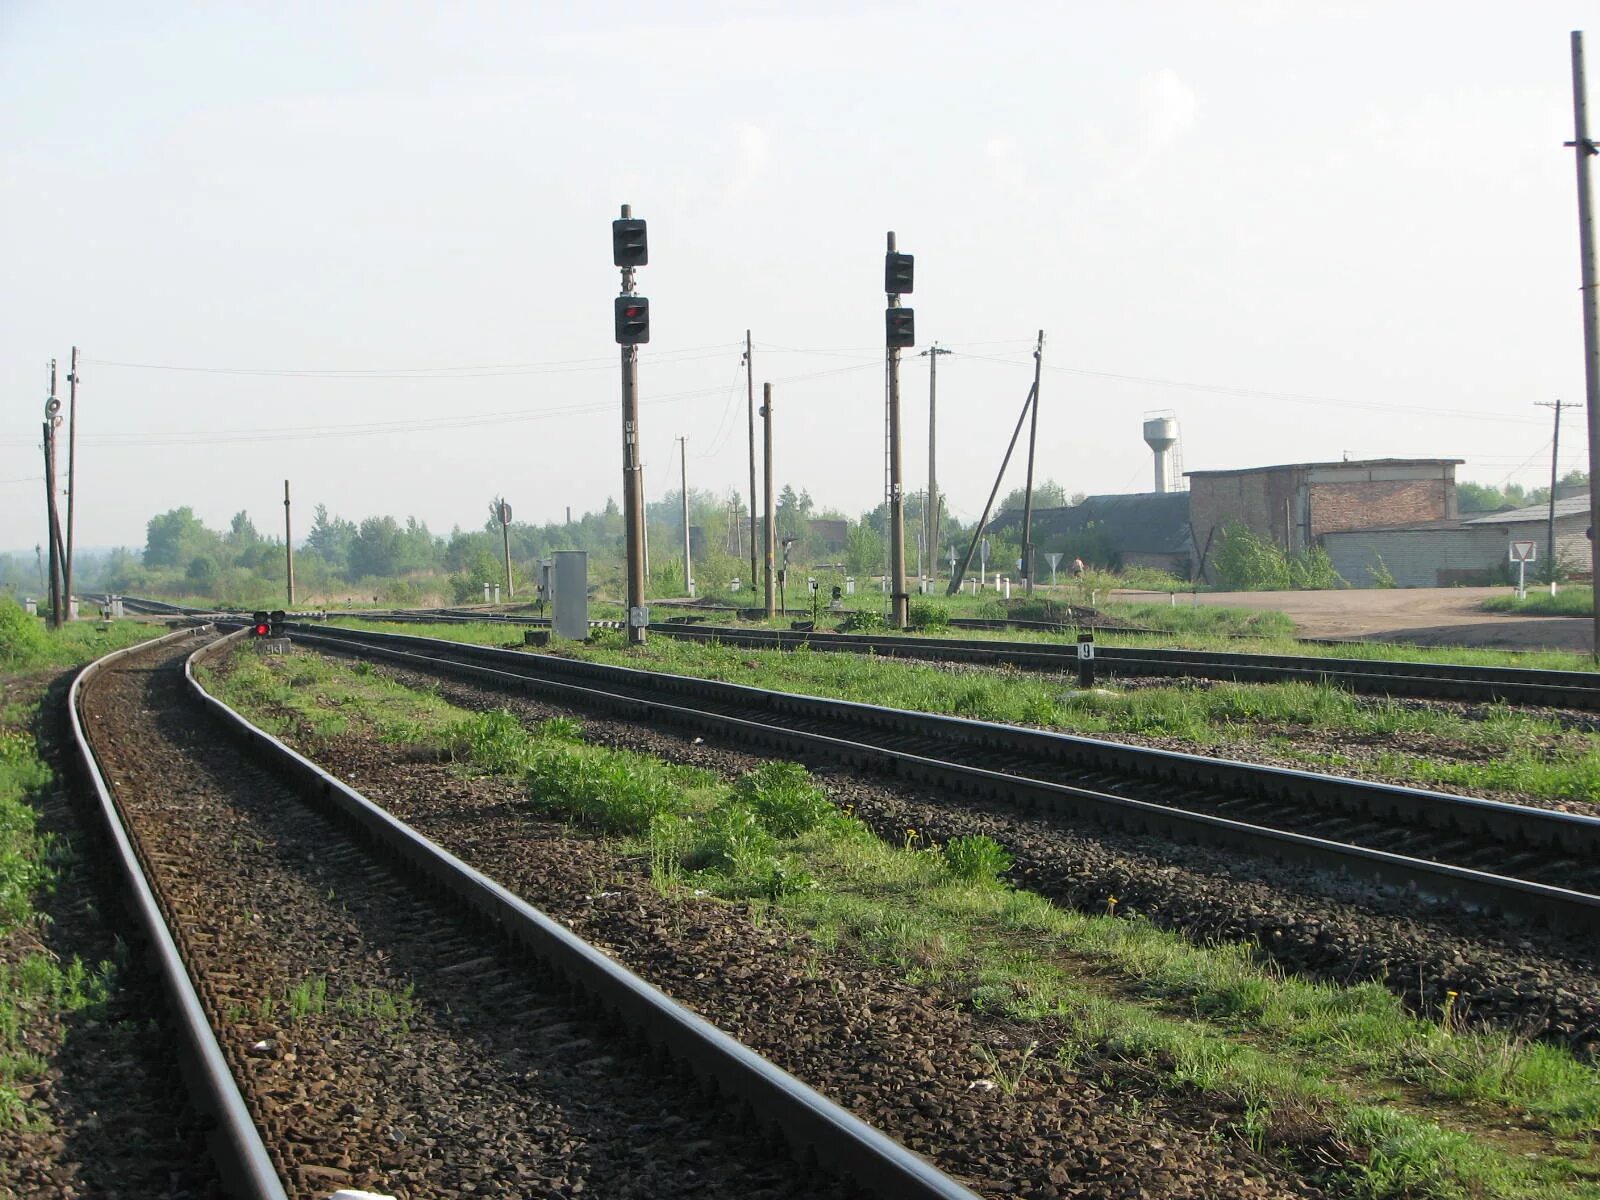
[1510,539,1538,600]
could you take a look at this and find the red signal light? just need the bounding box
[254,623,269,636]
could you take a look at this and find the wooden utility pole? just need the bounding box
[677,437,693,597]
[744,330,759,602]
[920,343,950,581]
[1019,331,1045,595]
[283,480,295,606]
[762,383,776,617]
[1570,32,1600,658]
[64,347,79,619]
[1537,400,1580,593]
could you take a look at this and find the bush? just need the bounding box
[731,762,833,837]
[0,598,50,669]
[1212,523,1343,591]
[838,610,887,633]
[907,600,950,631]
[941,835,1013,885]
[1369,555,1397,589]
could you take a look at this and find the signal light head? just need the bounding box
[885,306,915,348]
[614,295,651,345]
[612,218,648,268]
[251,611,269,637]
[885,251,914,296]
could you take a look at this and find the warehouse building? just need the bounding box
[1323,494,1592,588]
[1186,458,1462,582]
[991,492,1195,577]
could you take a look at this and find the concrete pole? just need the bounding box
[64,346,78,619]
[283,480,295,606]
[678,436,693,597]
[745,330,759,602]
[1019,331,1044,595]
[500,500,514,599]
[762,383,776,617]
[922,342,950,581]
[1569,32,1600,658]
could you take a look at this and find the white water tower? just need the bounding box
[1143,415,1179,493]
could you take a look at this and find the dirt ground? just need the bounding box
[1116,585,1593,652]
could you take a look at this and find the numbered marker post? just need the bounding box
[1077,632,1096,688]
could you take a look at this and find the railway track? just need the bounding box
[69,629,981,1199]
[103,595,1600,709]
[645,623,1600,710]
[283,622,1600,942]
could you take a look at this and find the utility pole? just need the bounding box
[65,346,79,619]
[677,436,693,597]
[283,480,295,607]
[614,203,651,645]
[1019,331,1045,595]
[42,360,64,628]
[1570,32,1600,658]
[1537,400,1580,594]
[497,497,514,599]
[920,343,951,580]
[885,231,911,629]
[762,383,776,617]
[743,330,759,604]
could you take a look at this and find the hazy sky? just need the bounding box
[3,1,1597,553]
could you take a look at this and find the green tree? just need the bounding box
[144,507,214,568]
[998,479,1068,513]
[307,504,357,575]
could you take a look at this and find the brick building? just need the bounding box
[1186,458,1461,580]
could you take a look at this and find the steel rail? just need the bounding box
[186,633,980,1200]
[68,626,290,1200]
[643,623,1600,710]
[282,624,1600,939]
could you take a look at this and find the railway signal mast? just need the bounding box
[885,235,915,629]
[614,206,651,645]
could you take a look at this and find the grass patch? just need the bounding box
[1482,588,1593,617]
[0,608,164,1127]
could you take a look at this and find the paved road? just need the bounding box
[1117,586,1592,653]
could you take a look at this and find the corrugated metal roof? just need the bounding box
[1462,494,1592,525]
[991,492,1193,556]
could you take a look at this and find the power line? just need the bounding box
[81,343,741,379]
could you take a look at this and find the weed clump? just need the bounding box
[941,834,1012,885]
[731,761,834,837]
[907,600,950,631]
[837,610,886,633]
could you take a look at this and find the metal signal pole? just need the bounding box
[1020,331,1045,595]
[744,331,759,603]
[618,203,648,645]
[65,346,79,619]
[886,232,908,629]
[920,343,950,581]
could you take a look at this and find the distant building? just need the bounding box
[1323,493,1593,587]
[1186,458,1462,581]
[991,492,1196,578]
[806,518,849,555]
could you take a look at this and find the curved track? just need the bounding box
[70,630,979,1199]
[287,623,1600,942]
